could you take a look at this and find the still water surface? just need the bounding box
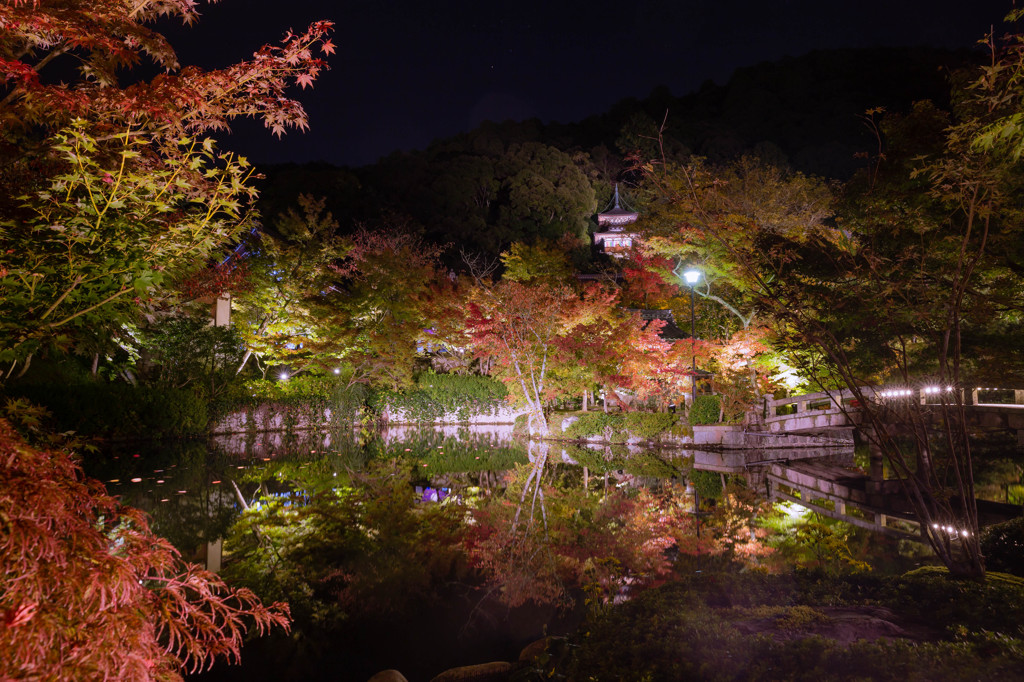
[84,426,947,681]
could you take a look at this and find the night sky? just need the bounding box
[163,0,1017,167]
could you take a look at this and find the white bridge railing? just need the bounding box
[766,385,1024,421]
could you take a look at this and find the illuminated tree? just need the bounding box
[230,195,349,376]
[0,418,289,680]
[467,280,616,434]
[0,0,334,378]
[308,227,449,389]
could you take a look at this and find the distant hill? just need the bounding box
[255,46,986,254]
[557,46,982,178]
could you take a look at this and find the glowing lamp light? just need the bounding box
[280,372,289,381]
[333,368,341,375]
[683,269,701,285]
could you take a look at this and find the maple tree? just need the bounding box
[551,305,686,412]
[0,0,334,379]
[0,0,334,145]
[636,24,1024,577]
[307,227,451,389]
[0,124,257,376]
[0,418,290,680]
[619,251,680,310]
[767,46,1024,577]
[466,279,616,434]
[230,194,349,377]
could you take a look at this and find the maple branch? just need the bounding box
[38,274,85,321]
[46,285,133,330]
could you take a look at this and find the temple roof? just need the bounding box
[597,184,638,228]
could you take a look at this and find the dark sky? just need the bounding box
[163,0,1017,167]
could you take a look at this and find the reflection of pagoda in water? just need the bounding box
[593,184,638,257]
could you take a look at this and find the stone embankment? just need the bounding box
[210,403,530,434]
[210,402,849,451]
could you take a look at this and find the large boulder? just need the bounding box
[429,661,512,682]
[367,670,409,682]
[518,636,565,662]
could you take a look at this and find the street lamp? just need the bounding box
[683,268,701,405]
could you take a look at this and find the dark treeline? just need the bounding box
[256,46,981,260]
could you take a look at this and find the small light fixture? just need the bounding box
[683,269,701,285]
[333,368,340,375]
[280,372,289,381]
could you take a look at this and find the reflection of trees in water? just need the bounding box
[514,440,551,531]
[96,429,924,640]
[88,440,238,555]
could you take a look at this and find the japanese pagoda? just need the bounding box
[593,184,638,256]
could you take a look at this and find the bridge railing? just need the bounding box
[765,387,868,420]
[766,385,1024,420]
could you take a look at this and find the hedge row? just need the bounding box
[370,371,509,423]
[558,411,688,443]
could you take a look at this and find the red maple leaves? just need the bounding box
[0,1,334,139]
[0,419,290,680]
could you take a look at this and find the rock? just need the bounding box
[428,660,512,682]
[367,670,409,682]
[518,636,555,662]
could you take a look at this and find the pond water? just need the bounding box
[84,426,1010,682]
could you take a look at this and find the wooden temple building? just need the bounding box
[593,184,639,256]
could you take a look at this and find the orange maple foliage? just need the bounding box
[0,420,290,680]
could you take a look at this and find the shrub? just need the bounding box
[370,371,508,422]
[622,412,679,439]
[980,517,1024,577]
[689,394,722,425]
[555,412,685,442]
[562,412,623,441]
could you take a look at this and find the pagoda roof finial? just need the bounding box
[597,182,639,227]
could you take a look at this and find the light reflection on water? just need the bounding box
[85,428,945,681]
[87,426,530,559]
[87,427,865,565]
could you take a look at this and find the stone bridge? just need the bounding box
[717,385,1024,538]
[762,386,1024,444]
